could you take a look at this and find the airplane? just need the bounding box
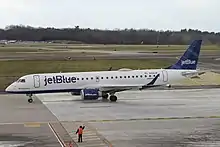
[5,40,202,103]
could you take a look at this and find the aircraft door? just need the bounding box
[162,70,168,82]
[33,75,40,88]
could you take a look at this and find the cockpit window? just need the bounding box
[17,79,26,83]
[20,79,25,82]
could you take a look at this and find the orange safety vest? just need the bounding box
[78,128,83,134]
[67,142,72,147]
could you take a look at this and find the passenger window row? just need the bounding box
[77,74,156,81]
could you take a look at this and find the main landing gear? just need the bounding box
[26,94,33,103]
[102,93,117,102]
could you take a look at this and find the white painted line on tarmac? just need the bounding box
[48,123,65,147]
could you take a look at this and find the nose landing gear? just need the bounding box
[28,98,33,103]
[26,94,33,103]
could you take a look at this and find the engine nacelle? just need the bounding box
[81,89,102,100]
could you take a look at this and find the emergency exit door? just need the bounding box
[162,70,168,82]
[33,75,40,88]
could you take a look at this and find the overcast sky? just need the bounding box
[0,0,219,32]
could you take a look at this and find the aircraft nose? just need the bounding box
[5,84,15,92]
[5,85,11,92]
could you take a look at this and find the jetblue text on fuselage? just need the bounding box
[44,75,76,86]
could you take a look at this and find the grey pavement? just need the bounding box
[37,89,220,122]
[36,88,220,147]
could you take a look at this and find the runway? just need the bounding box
[1,49,220,61]
[1,88,220,146]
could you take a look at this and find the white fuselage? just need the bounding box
[5,68,195,94]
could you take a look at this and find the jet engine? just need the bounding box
[80,89,102,100]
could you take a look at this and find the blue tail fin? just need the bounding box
[166,40,202,70]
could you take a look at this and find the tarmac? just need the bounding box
[39,88,220,147]
[0,94,62,146]
[1,88,220,146]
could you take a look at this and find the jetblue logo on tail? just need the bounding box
[181,59,196,66]
[44,75,76,86]
[166,40,202,70]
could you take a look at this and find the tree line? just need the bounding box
[0,25,220,45]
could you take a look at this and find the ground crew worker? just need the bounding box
[76,126,85,142]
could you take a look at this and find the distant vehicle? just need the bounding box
[5,40,202,103]
[7,40,17,44]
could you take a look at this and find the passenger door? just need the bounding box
[162,70,168,82]
[33,75,40,88]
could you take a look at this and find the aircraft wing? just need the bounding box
[83,74,161,93]
[181,71,205,78]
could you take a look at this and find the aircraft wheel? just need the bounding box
[166,84,171,88]
[28,98,33,103]
[110,95,117,102]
